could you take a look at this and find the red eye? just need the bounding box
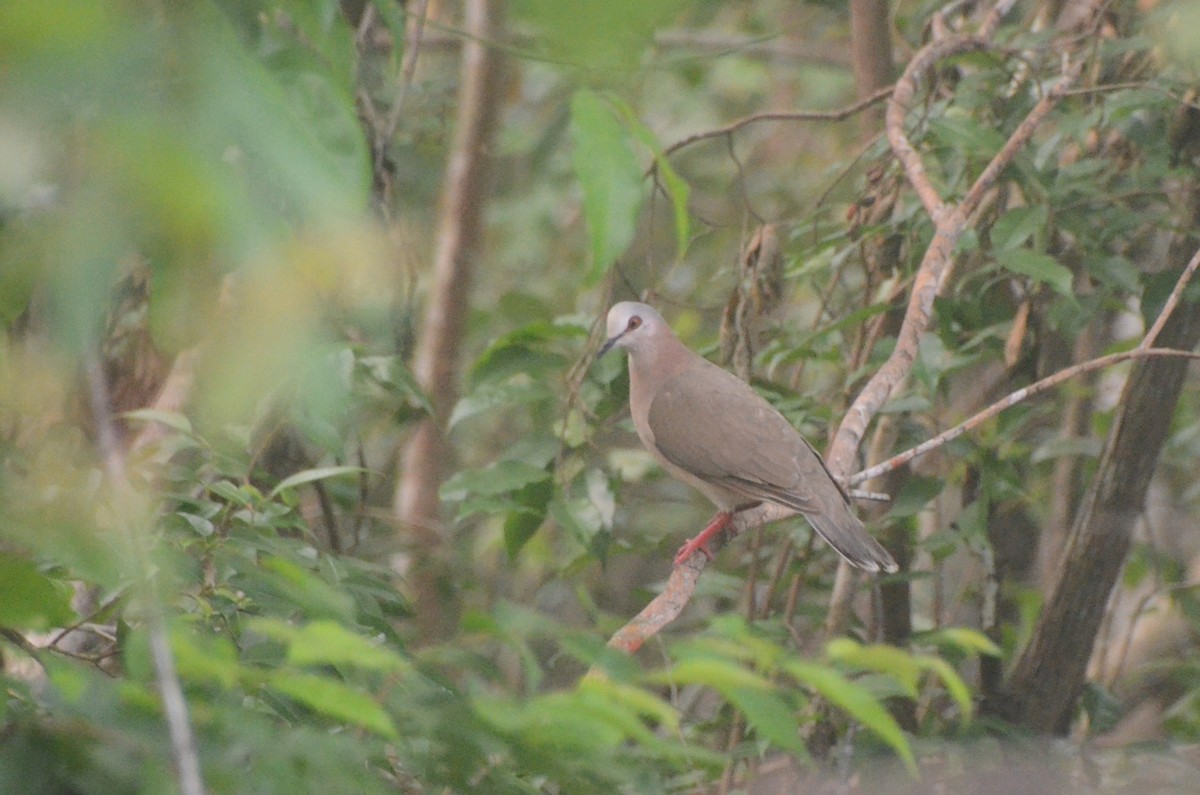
[627,316,642,330]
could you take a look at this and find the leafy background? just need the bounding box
[2,1,1200,793]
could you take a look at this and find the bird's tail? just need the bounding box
[803,506,898,574]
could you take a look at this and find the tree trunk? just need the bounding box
[394,0,506,641]
[849,0,892,133]
[991,184,1200,732]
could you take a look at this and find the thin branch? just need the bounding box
[48,587,129,649]
[604,0,1098,655]
[884,34,988,220]
[851,347,1200,485]
[662,85,895,159]
[960,60,1082,219]
[378,0,432,158]
[84,352,205,795]
[1142,244,1200,349]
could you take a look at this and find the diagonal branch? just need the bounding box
[605,0,1087,654]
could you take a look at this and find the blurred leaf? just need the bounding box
[570,90,644,283]
[1087,255,1141,293]
[449,379,555,428]
[887,475,945,520]
[826,639,922,696]
[172,626,240,689]
[512,0,690,75]
[503,477,554,557]
[269,671,397,738]
[995,249,1073,295]
[784,659,915,773]
[0,553,75,629]
[990,205,1048,251]
[254,556,356,622]
[440,460,552,502]
[929,113,1007,157]
[726,686,807,754]
[918,627,1002,658]
[120,409,194,435]
[248,618,410,673]
[1030,435,1102,464]
[610,96,690,258]
[268,466,367,499]
[919,655,974,722]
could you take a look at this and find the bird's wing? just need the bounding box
[646,357,830,511]
[647,358,896,573]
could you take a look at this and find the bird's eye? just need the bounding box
[627,316,642,330]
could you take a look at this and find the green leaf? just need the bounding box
[610,97,690,259]
[995,248,1073,295]
[257,557,356,622]
[918,655,974,722]
[0,553,75,629]
[653,655,774,694]
[570,89,644,283]
[171,626,240,689]
[888,475,945,520]
[119,409,194,434]
[269,672,397,738]
[1087,255,1141,293]
[784,659,915,773]
[502,477,554,558]
[990,205,1048,251]
[248,618,411,673]
[726,686,807,754]
[449,379,555,428]
[928,112,1007,157]
[440,460,551,502]
[268,466,367,499]
[825,639,922,696]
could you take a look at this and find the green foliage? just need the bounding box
[5,0,1200,792]
[570,90,646,283]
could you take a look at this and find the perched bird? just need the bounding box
[599,301,897,573]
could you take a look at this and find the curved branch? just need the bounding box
[661,85,895,159]
[605,0,1088,653]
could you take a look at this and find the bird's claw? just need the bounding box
[672,511,733,566]
[673,537,715,566]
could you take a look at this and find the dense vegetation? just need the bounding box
[2,1,1200,792]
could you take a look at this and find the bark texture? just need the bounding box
[993,188,1200,732]
[849,0,893,133]
[394,0,506,641]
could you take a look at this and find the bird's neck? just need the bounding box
[628,334,689,387]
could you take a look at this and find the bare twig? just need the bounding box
[84,351,205,795]
[851,347,1200,485]
[661,85,895,159]
[603,0,1089,654]
[378,0,432,157]
[1142,244,1200,349]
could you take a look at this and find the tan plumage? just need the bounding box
[601,301,897,573]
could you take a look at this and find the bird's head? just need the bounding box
[598,301,668,359]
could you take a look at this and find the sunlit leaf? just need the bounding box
[120,409,194,435]
[785,659,915,773]
[269,671,397,738]
[248,618,410,673]
[268,466,368,499]
[0,553,75,629]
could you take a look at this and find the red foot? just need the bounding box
[674,511,733,566]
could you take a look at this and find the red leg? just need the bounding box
[674,511,732,566]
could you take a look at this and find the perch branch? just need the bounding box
[605,0,1086,653]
